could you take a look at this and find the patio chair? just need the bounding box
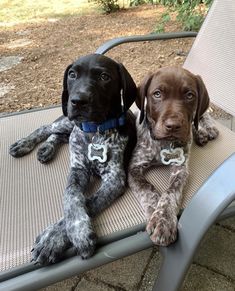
[1,0,235,290]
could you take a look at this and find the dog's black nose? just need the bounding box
[70,94,89,107]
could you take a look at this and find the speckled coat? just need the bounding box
[128,67,219,246]
[9,54,137,265]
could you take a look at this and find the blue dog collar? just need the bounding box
[79,114,126,133]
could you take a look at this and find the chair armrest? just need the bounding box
[95,32,197,55]
[171,152,235,259]
[156,153,235,291]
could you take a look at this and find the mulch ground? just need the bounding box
[0,4,229,118]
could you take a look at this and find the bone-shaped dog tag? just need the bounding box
[88,143,108,163]
[160,147,185,166]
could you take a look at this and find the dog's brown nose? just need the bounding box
[164,118,182,132]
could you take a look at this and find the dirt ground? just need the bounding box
[0,4,228,118]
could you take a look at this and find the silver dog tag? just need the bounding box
[160,147,185,166]
[88,143,108,163]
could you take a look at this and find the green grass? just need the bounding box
[0,0,98,23]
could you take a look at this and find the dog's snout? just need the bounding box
[70,94,90,107]
[164,118,183,132]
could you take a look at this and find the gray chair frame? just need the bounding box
[1,30,235,291]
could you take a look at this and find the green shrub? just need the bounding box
[155,0,213,32]
[176,0,211,31]
[92,0,120,13]
[130,0,145,6]
[155,12,171,33]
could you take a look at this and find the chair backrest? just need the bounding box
[183,0,235,117]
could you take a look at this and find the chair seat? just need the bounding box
[1,107,235,272]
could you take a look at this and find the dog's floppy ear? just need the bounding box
[137,72,153,124]
[118,63,137,111]
[61,64,72,116]
[194,75,210,130]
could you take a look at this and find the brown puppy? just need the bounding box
[129,66,219,246]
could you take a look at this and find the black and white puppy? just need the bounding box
[10,54,137,265]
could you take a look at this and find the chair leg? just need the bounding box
[152,237,197,291]
[152,153,235,291]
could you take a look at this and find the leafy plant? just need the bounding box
[92,0,120,13]
[155,0,178,6]
[155,0,213,31]
[130,0,146,6]
[176,1,208,31]
[155,12,171,33]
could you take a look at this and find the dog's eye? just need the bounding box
[68,71,76,79]
[153,90,161,99]
[100,73,110,81]
[186,91,194,101]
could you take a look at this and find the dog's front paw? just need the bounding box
[31,223,71,265]
[206,125,219,141]
[67,221,97,259]
[9,138,35,157]
[37,142,56,163]
[146,208,178,246]
[194,126,219,146]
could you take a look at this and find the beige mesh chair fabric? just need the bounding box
[1,106,235,272]
[184,0,235,116]
[0,108,145,272]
